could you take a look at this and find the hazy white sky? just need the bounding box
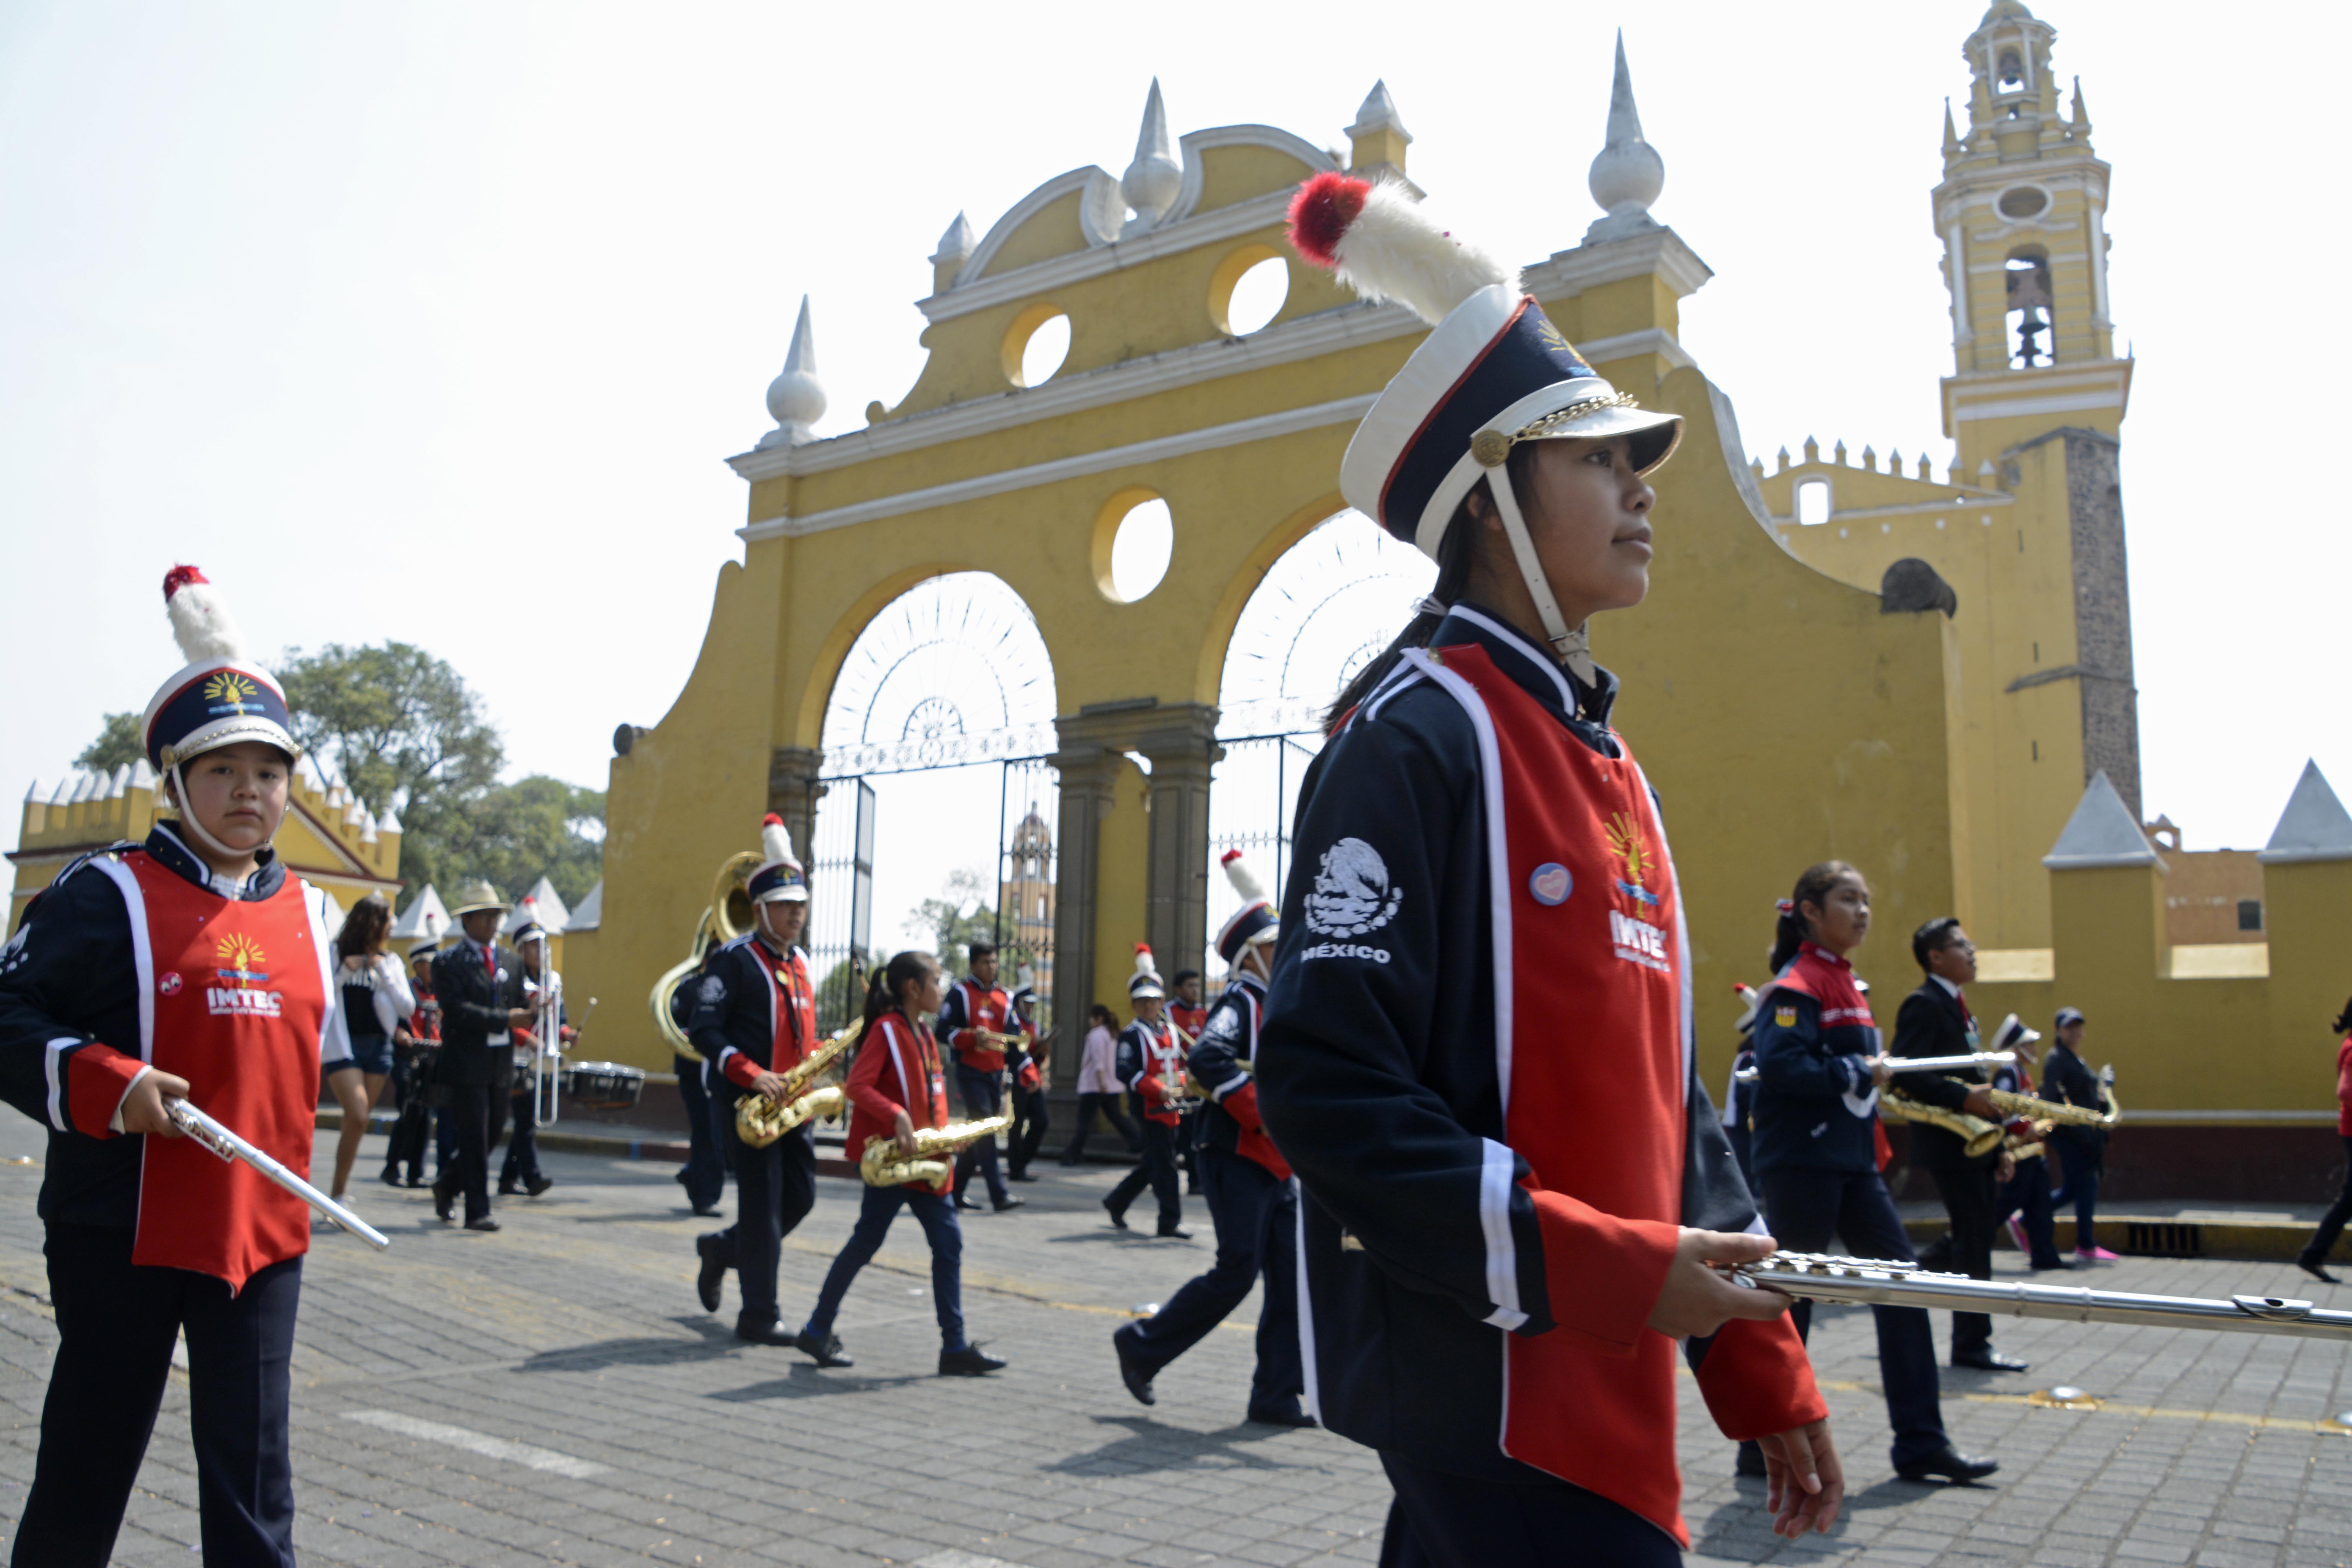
[5,0,2346,902]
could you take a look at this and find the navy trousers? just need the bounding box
[1122,1148,1302,1416]
[707,1092,816,1329]
[1007,1079,1049,1176]
[805,1183,965,1351]
[951,1062,1009,1204]
[1106,1118,1184,1232]
[1757,1165,1949,1470]
[17,1226,301,1568]
[674,1054,726,1212]
[1376,1451,1679,1568]
[441,1079,511,1223]
[1995,1154,2066,1267]
[2049,1129,2104,1247]
[499,1083,544,1187]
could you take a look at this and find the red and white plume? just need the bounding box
[759,812,795,866]
[162,564,251,665]
[1285,171,1517,327]
[1220,848,1269,906]
[1133,943,1158,979]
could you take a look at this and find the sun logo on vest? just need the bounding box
[209,933,283,1018]
[1603,812,1669,972]
[201,670,261,714]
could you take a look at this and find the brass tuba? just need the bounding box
[734,1024,861,1148]
[649,851,764,1062]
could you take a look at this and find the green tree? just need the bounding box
[815,956,864,1036]
[408,776,606,907]
[908,867,997,975]
[77,713,144,772]
[276,642,504,824]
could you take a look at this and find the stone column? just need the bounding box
[1136,704,1223,981]
[766,746,828,866]
[1047,717,1131,1093]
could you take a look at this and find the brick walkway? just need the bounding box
[0,1125,2345,1566]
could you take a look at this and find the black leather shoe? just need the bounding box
[431,1181,456,1222]
[992,1195,1025,1212]
[525,1175,553,1198]
[939,1344,1007,1377]
[1247,1406,1317,1428]
[691,1204,724,1218]
[1734,1441,1767,1478]
[736,1319,797,1347]
[405,1175,426,1189]
[695,1234,726,1313]
[464,1216,501,1232]
[1952,1348,2029,1372]
[1896,1446,1999,1483]
[794,1329,854,1368]
[1112,1325,1155,1406]
[2299,1257,2342,1285]
[2030,1256,2074,1271]
[498,1181,523,1197]
[954,1192,985,1212]
[1157,1225,1193,1240]
[379,1167,403,1188]
[1103,1199,1128,1230]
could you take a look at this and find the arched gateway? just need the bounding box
[583,68,1965,1094]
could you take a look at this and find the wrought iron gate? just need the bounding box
[1204,732,1320,971]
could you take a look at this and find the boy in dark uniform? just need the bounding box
[0,565,352,1566]
[431,883,532,1230]
[1003,965,1049,1181]
[1103,947,1189,1238]
[1113,851,1307,1425]
[938,940,1025,1212]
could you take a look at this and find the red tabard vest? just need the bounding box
[1169,1002,1208,1040]
[1419,643,1695,1539]
[756,944,815,1071]
[949,979,1014,1072]
[1134,1021,1187,1127]
[105,852,328,1290]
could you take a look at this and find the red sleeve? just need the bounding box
[1693,1314,1828,1441]
[720,1051,763,1091]
[847,1021,904,1122]
[2337,1040,2352,1107]
[1219,1079,1266,1133]
[1526,1187,1680,1356]
[1137,1073,1171,1107]
[64,1043,146,1138]
[1016,1058,1040,1091]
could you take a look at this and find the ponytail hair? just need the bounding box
[1767,860,1862,974]
[2334,995,2352,1036]
[860,949,940,1033]
[1324,450,1534,731]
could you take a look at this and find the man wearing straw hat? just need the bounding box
[431,882,532,1231]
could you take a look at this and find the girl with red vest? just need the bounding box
[1257,176,1834,1563]
[0,566,351,1567]
[794,950,1007,1376]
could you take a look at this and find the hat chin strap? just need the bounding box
[168,762,265,870]
[1488,472,1599,687]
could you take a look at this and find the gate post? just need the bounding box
[1048,721,1127,1091]
[1138,705,1223,982]
[767,746,828,863]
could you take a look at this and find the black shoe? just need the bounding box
[1734,1441,1767,1478]
[498,1181,523,1198]
[464,1216,501,1232]
[695,1234,726,1313]
[794,1329,854,1368]
[1112,1325,1155,1406]
[1057,1155,1082,1167]
[736,1319,797,1347]
[940,1344,1006,1377]
[1103,1198,1128,1230]
[955,1192,985,1212]
[1952,1348,2029,1372]
[1157,1225,1193,1240]
[992,1194,1025,1212]
[525,1175,553,1198]
[2030,1256,2074,1271]
[379,1167,403,1188]
[2299,1257,2342,1285]
[1247,1406,1317,1428]
[405,1174,425,1189]
[1896,1446,1999,1483]
[431,1180,456,1223]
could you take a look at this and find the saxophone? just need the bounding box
[861,1114,1014,1188]
[1877,1088,2005,1159]
[734,1024,860,1149]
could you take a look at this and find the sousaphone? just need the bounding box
[648,850,764,1062]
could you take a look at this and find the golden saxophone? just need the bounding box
[734,1024,860,1149]
[861,1114,1013,1188]
[1877,1087,2005,1159]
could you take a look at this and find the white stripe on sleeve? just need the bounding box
[1476,1137,1527,1332]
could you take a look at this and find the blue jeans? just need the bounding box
[805,1183,965,1351]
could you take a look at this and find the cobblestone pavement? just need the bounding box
[0,1124,2345,1567]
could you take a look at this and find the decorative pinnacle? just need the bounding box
[1943,98,1962,154]
[931,211,976,267]
[1585,31,1665,243]
[1349,79,1411,143]
[2069,75,2092,139]
[757,295,826,451]
[1122,78,1182,227]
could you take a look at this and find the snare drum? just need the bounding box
[562,1061,646,1111]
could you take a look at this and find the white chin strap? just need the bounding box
[168,762,260,865]
[1487,472,1598,687]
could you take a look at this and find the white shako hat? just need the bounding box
[1214,849,1279,967]
[140,564,301,859]
[747,813,809,903]
[1128,944,1165,1001]
[1988,1013,2040,1054]
[1285,174,1682,665]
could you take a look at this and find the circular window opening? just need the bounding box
[1997,186,2048,220]
[1092,489,1174,603]
[1209,245,1290,337]
[1001,305,1070,388]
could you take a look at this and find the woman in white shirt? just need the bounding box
[326,896,414,1200]
[1058,1004,1142,1164]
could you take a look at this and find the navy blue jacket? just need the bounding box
[1189,971,1264,1157]
[1748,947,1884,1177]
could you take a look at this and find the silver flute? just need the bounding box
[164,1099,391,1250]
[1732,1252,2352,1341]
[1734,1050,2013,1084]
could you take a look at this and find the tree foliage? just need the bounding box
[908,867,998,975]
[77,713,144,772]
[276,642,503,822]
[403,775,607,907]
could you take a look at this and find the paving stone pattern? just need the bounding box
[0,1131,2345,1566]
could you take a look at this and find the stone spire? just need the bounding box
[2068,75,2093,143]
[1348,79,1413,182]
[1585,31,1665,243]
[756,295,825,451]
[1122,79,1181,228]
[930,211,976,294]
[2259,761,2352,864]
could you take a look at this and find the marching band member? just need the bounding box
[1103,947,1189,1239]
[382,937,441,1187]
[500,913,570,1199]
[938,939,1025,1212]
[1169,968,1208,1194]
[795,950,1007,1376]
[1255,176,1835,1562]
[1747,864,1994,1484]
[1987,1015,2069,1271]
[0,564,351,1566]
[430,884,532,1232]
[688,815,818,1344]
[1113,851,1307,1425]
[1003,965,1049,1181]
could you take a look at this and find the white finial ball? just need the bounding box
[1123,155,1180,225]
[766,366,825,432]
[1589,139,1664,217]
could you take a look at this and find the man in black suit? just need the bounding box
[1893,918,2025,1372]
[430,883,533,1232]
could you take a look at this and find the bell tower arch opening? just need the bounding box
[2004,247,2055,368]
